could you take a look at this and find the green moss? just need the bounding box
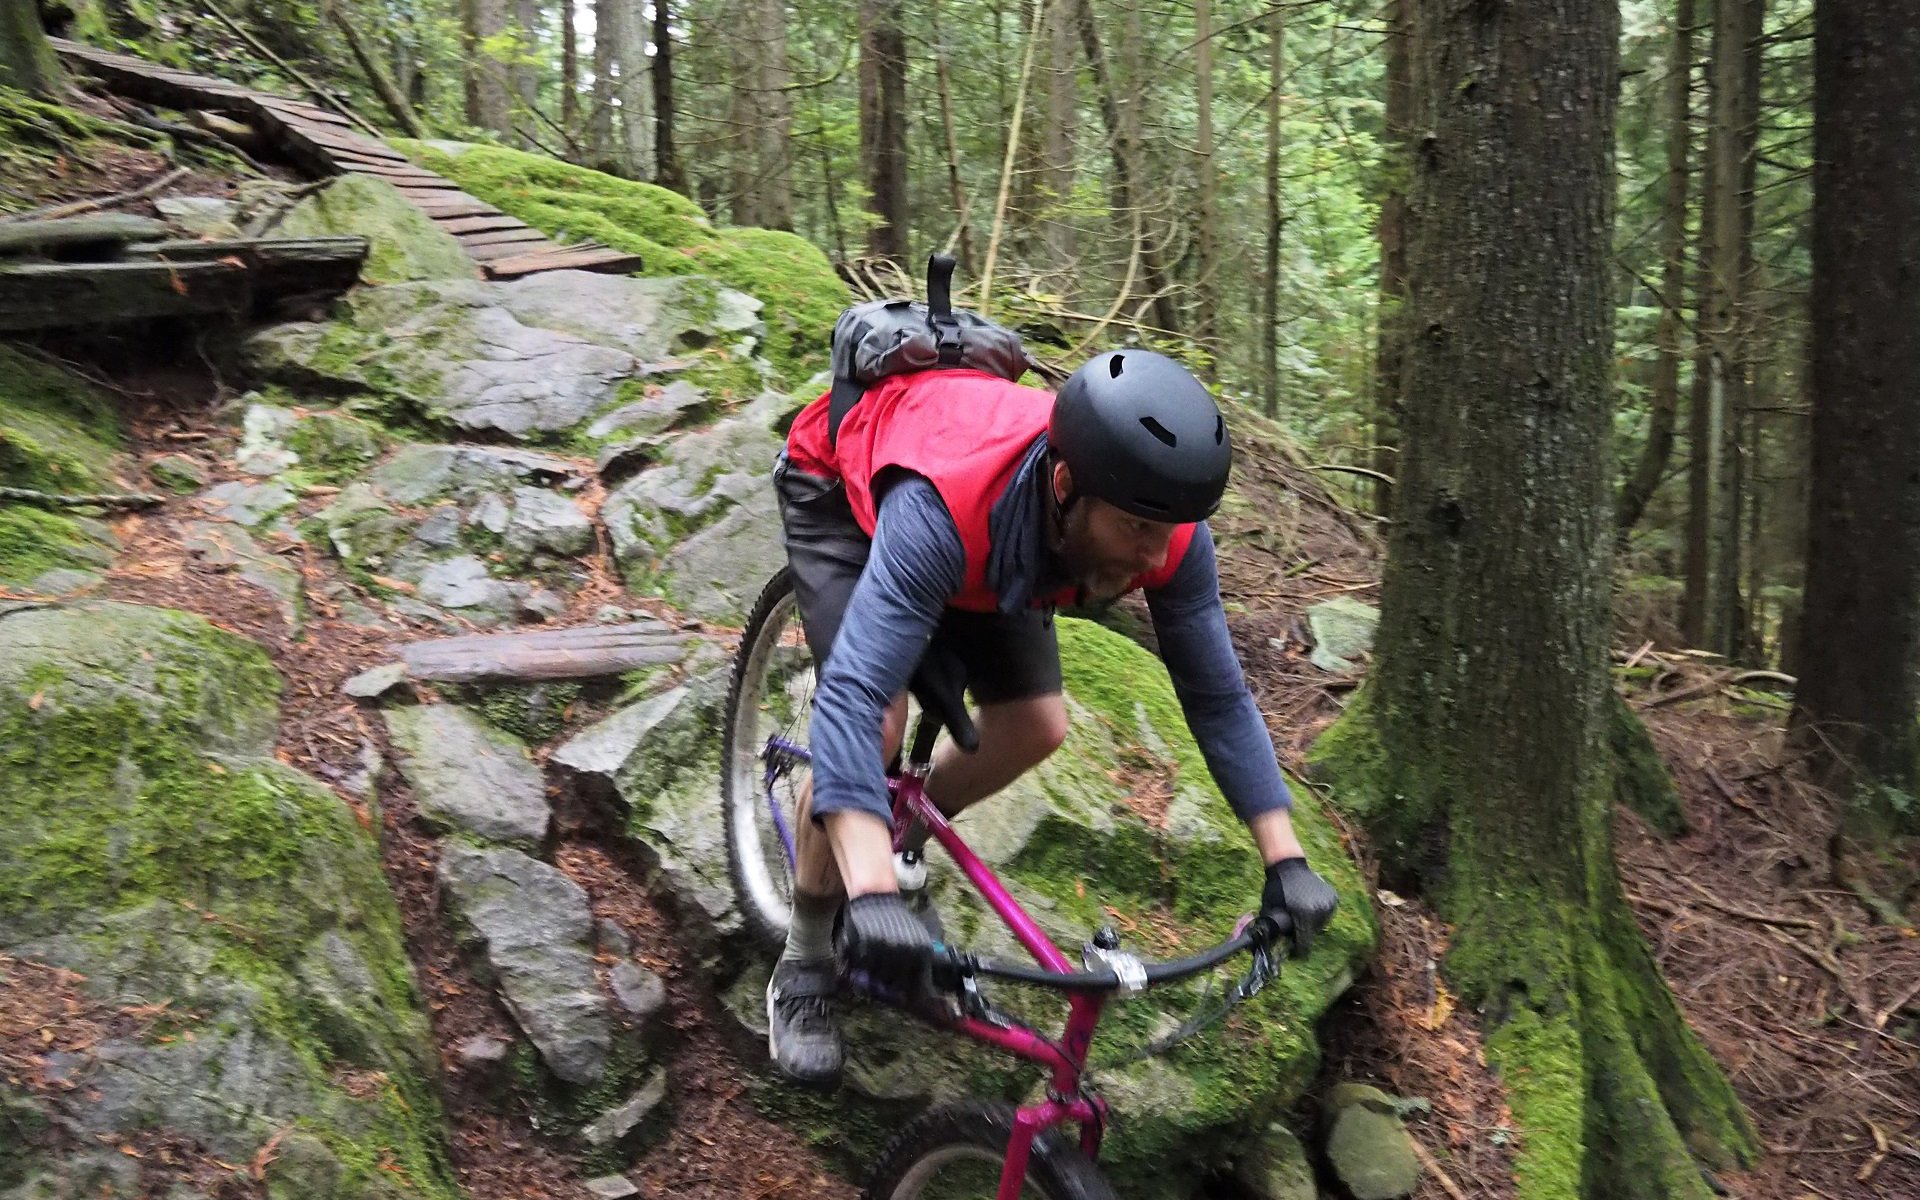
[0,88,139,214]
[1608,692,1686,836]
[447,680,584,746]
[274,173,476,284]
[283,408,394,485]
[1484,1006,1586,1199]
[0,345,124,492]
[388,140,848,387]
[0,505,106,585]
[0,605,456,1200]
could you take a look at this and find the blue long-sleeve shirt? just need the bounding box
[808,469,1292,828]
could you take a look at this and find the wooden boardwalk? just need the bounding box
[50,39,645,281]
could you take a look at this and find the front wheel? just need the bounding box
[862,1102,1118,1200]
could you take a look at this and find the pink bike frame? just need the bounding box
[886,765,1111,1200]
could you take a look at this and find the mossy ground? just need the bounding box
[387,141,848,388]
[1308,689,1758,1200]
[0,606,457,1200]
[0,345,125,493]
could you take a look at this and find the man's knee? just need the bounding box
[988,694,1068,768]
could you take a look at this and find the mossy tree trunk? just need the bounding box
[1307,2,1758,1196]
[0,0,62,97]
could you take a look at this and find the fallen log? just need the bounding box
[398,621,688,684]
[0,259,250,331]
[123,235,369,298]
[0,215,171,257]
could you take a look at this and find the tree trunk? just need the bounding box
[653,0,685,193]
[469,0,513,135]
[589,0,617,165]
[561,0,579,136]
[931,4,976,273]
[859,0,909,264]
[1192,0,1217,363]
[330,8,425,139]
[729,0,792,229]
[1040,0,1077,272]
[614,0,648,179]
[1306,0,1759,1190]
[1618,0,1693,543]
[1260,8,1283,418]
[1682,59,1718,647]
[0,0,63,96]
[510,0,541,141]
[1070,0,1178,335]
[1791,0,1920,839]
[1371,0,1411,515]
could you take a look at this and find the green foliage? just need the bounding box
[390,141,847,386]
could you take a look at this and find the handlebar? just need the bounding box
[929,913,1290,994]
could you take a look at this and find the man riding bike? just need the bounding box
[767,347,1340,1087]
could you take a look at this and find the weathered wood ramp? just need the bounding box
[394,620,688,685]
[50,38,645,282]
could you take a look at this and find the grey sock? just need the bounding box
[780,890,840,964]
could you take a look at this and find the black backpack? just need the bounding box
[827,253,1037,445]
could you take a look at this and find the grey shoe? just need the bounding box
[767,958,843,1088]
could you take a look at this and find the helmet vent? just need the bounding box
[1109,355,1126,379]
[1214,415,1225,444]
[1140,416,1177,447]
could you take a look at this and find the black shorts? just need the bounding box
[772,452,1062,705]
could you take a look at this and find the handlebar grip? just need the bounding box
[926,252,957,320]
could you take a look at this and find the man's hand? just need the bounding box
[838,893,933,991]
[1261,857,1339,957]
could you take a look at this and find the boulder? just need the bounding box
[0,602,454,1200]
[436,844,612,1087]
[243,273,765,442]
[275,173,475,284]
[602,394,787,623]
[384,703,551,848]
[195,479,297,530]
[1326,1104,1421,1200]
[577,1068,669,1152]
[1235,1124,1317,1200]
[1307,597,1379,674]
[148,452,208,493]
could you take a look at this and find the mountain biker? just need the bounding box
[767,348,1340,1087]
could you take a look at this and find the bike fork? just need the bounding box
[995,1110,1044,1200]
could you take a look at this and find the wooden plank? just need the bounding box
[0,260,250,331]
[327,148,418,173]
[337,161,459,184]
[437,214,527,235]
[123,235,368,298]
[393,187,491,206]
[285,124,409,160]
[259,100,356,128]
[398,621,686,684]
[485,247,647,279]
[411,198,504,219]
[457,227,549,248]
[465,239,559,263]
[0,215,170,257]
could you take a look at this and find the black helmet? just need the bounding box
[1048,350,1232,523]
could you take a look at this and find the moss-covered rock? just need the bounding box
[0,602,456,1200]
[0,344,124,493]
[275,173,477,285]
[388,140,847,387]
[0,506,115,587]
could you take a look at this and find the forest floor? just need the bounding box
[2,123,1916,1200]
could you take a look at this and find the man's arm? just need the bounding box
[807,476,965,892]
[1143,523,1305,863]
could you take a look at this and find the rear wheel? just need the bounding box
[862,1102,1117,1200]
[721,568,816,950]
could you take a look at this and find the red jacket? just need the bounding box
[786,370,1194,611]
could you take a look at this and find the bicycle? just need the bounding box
[722,568,1291,1200]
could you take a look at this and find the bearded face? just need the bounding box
[1052,491,1178,602]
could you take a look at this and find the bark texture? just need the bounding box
[0,0,61,96]
[1791,2,1920,839]
[858,0,909,264]
[1308,1,1758,1193]
[1371,0,1411,514]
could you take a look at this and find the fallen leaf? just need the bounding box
[27,692,43,711]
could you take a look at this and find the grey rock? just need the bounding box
[367,444,580,506]
[416,555,522,622]
[437,844,611,1086]
[1235,1124,1316,1200]
[578,1068,669,1151]
[455,1034,513,1071]
[413,505,464,548]
[470,491,512,535]
[584,1176,641,1200]
[1326,1105,1422,1200]
[1324,1082,1398,1117]
[603,398,786,623]
[584,379,714,443]
[1307,596,1379,674]
[384,703,551,847]
[519,587,567,621]
[343,662,408,699]
[498,271,764,363]
[609,961,667,1025]
[594,604,631,624]
[155,195,242,238]
[259,1131,348,1200]
[148,452,208,492]
[197,480,296,528]
[504,487,593,558]
[24,567,100,595]
[181,520,304,633]
[595,918,633,959]
[237,403,300,476]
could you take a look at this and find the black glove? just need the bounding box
[1261,857,1339,957]
[838,893,934,993]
